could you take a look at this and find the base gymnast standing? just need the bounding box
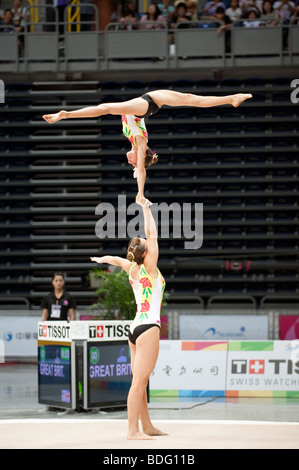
[90,201,166,440]
[43,89,252,206]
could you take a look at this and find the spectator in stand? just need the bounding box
[186,0,199,19]
[201,0,226,17]
[260,0,279,25]
[273,0,295,22]
[41,272,76,322]
[12,0,29,51]
[11,0,28,32]
[171,1,191,26]
[158,0,175,24]
[240,0,262,16]
[210,5,232,51]
[225,0,242,21]
[211,5,233,30]
[119,1,138,29]
[140,3,167,29]
[0,7,25,50]
[243,7,263,25]
[237,0,247,12]
[0,9,16,32]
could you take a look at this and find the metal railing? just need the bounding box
[0,7,299,73]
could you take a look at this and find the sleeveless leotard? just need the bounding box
[129,263,166,339]
[122,114,148,146]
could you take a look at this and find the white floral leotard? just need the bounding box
[129,263,166,335]
[122,114,148,146]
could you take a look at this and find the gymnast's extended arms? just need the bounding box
[134,137,150,207]
[142,205,159,275]
[90,256,132,274]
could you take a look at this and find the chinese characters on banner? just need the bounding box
[150,340,228,396]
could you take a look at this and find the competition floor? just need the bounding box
[0,363,299,449]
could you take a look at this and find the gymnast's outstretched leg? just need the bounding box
[42,90,252,124]
[42,98,149,123]
[149,89,252,109]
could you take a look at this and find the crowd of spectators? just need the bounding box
[107,0,299,55]
[0,0,29,51]
[1,0,298,34]
[0,0,95,34]
[1,0,298,51]
[0,0,27,32]
[111,0,299,30]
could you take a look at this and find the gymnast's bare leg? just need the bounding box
[129,336,168,438]
[127,327,165,440]
[42,90,252,124]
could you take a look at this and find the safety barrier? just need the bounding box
[1,6,299,73]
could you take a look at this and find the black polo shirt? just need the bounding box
[41,291,76,321]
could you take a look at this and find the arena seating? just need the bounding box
[1,78,298,309]
[1,12,299,73]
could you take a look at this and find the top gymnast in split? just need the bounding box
[43,89,252,206]
[90,200,166,440]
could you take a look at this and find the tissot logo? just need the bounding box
[38,324,70,339]
[232,359,265,374]
[89,325,104,339]
[231,360,247,374]
[39,324,45,337]
[249,360,265,374]
[89,324,130,339]
[231,359,299,375]
[97,325,104,337]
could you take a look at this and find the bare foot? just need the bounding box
[42,111,66,124]
[135,195,152,207]
[143,426,168,436]
[127,431,156,440]
[141,197,152,207]
[231,93,252,107]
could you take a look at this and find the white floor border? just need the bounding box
[1,418,299,425]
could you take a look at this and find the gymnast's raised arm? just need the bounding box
[90,255,132,274]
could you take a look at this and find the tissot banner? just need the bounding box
[226,341,299,397]
[150,340,299,398]
[38,321,132,342]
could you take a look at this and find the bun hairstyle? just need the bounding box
[145,147,158,169]
[126,237,147,265]
[132,148,158,178]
